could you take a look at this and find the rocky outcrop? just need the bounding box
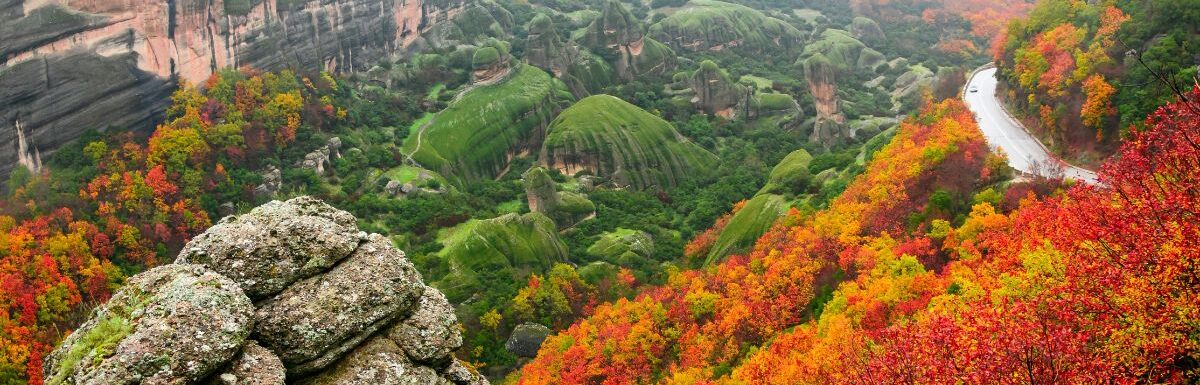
[689,60,747,117]
[505,323,551,358]
[649,0,804,55]
[45,197,488,385]
[524,13,613,97]
[254,166,282,199]
[803,54,848,148]
[522,166,594,228]
[581,0,675,81]
[541,95,718,189]
[1,0,469,179]
[295,137,343,176]
[43,264,255,385]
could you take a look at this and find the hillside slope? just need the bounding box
[540,95,718,189]
[405,64,575,184]
[517,99,990,383]
[648,0,805,55]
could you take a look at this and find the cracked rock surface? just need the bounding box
[47,197,489,385]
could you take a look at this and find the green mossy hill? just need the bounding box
[524,13,616,97]
[797,29,886,72]
[422,2,514,48]
[759,149,813,196]
[433,213,570,303]
[849,16,885,43]
[649,0,804,54]
[541,95,719,189]
[705,194,789,265]
[404,65,574,184]
[586,228,655,267]
[581,0,676,80]
[472,47,502,69]
[581,0,645,51]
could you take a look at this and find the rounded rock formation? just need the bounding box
[505,323,552,358]
[176,196,365,299]
[253,233,425,374]
[43,264,255,385]
[47,196,489,385]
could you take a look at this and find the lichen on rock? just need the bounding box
[47,196,488,385]
[177,196,366,299]
[43,264,255,385]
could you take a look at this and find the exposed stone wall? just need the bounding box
[0,0,469,179]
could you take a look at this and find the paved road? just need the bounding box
[964,68,1099,184]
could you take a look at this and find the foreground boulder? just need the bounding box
[177,196,365,299]
[255,234,425,374]
[43,264,255,385]
[206,341,286,385]
[48,197,487,385]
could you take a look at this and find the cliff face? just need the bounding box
[0,0,468,178]
[43,197,489,385]
[803,53,848,148]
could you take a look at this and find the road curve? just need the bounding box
[964,68,1099,184]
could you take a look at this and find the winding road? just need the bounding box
[964,68,1099,184]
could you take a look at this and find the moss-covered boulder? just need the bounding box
[206,341,287,385]
[43,264,255,385]
[586,228,655,267]
[294,337,449,385]
[433,213,570,303]
[798,29,885,73]
[689,60,749,117]
[649,0,804,54]
[403,64,575,184]
[850,16,885,44]
[176,196,365,299]
[47,197,489,385]
[541,95,719,189]
[704,194,789,265]
[523,166,595,228]
[254,233,425,374]
[581,0,676,80]
[759,149,813,196]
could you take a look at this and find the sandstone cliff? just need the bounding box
[1,0,469,179]
[43,196,488,385]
